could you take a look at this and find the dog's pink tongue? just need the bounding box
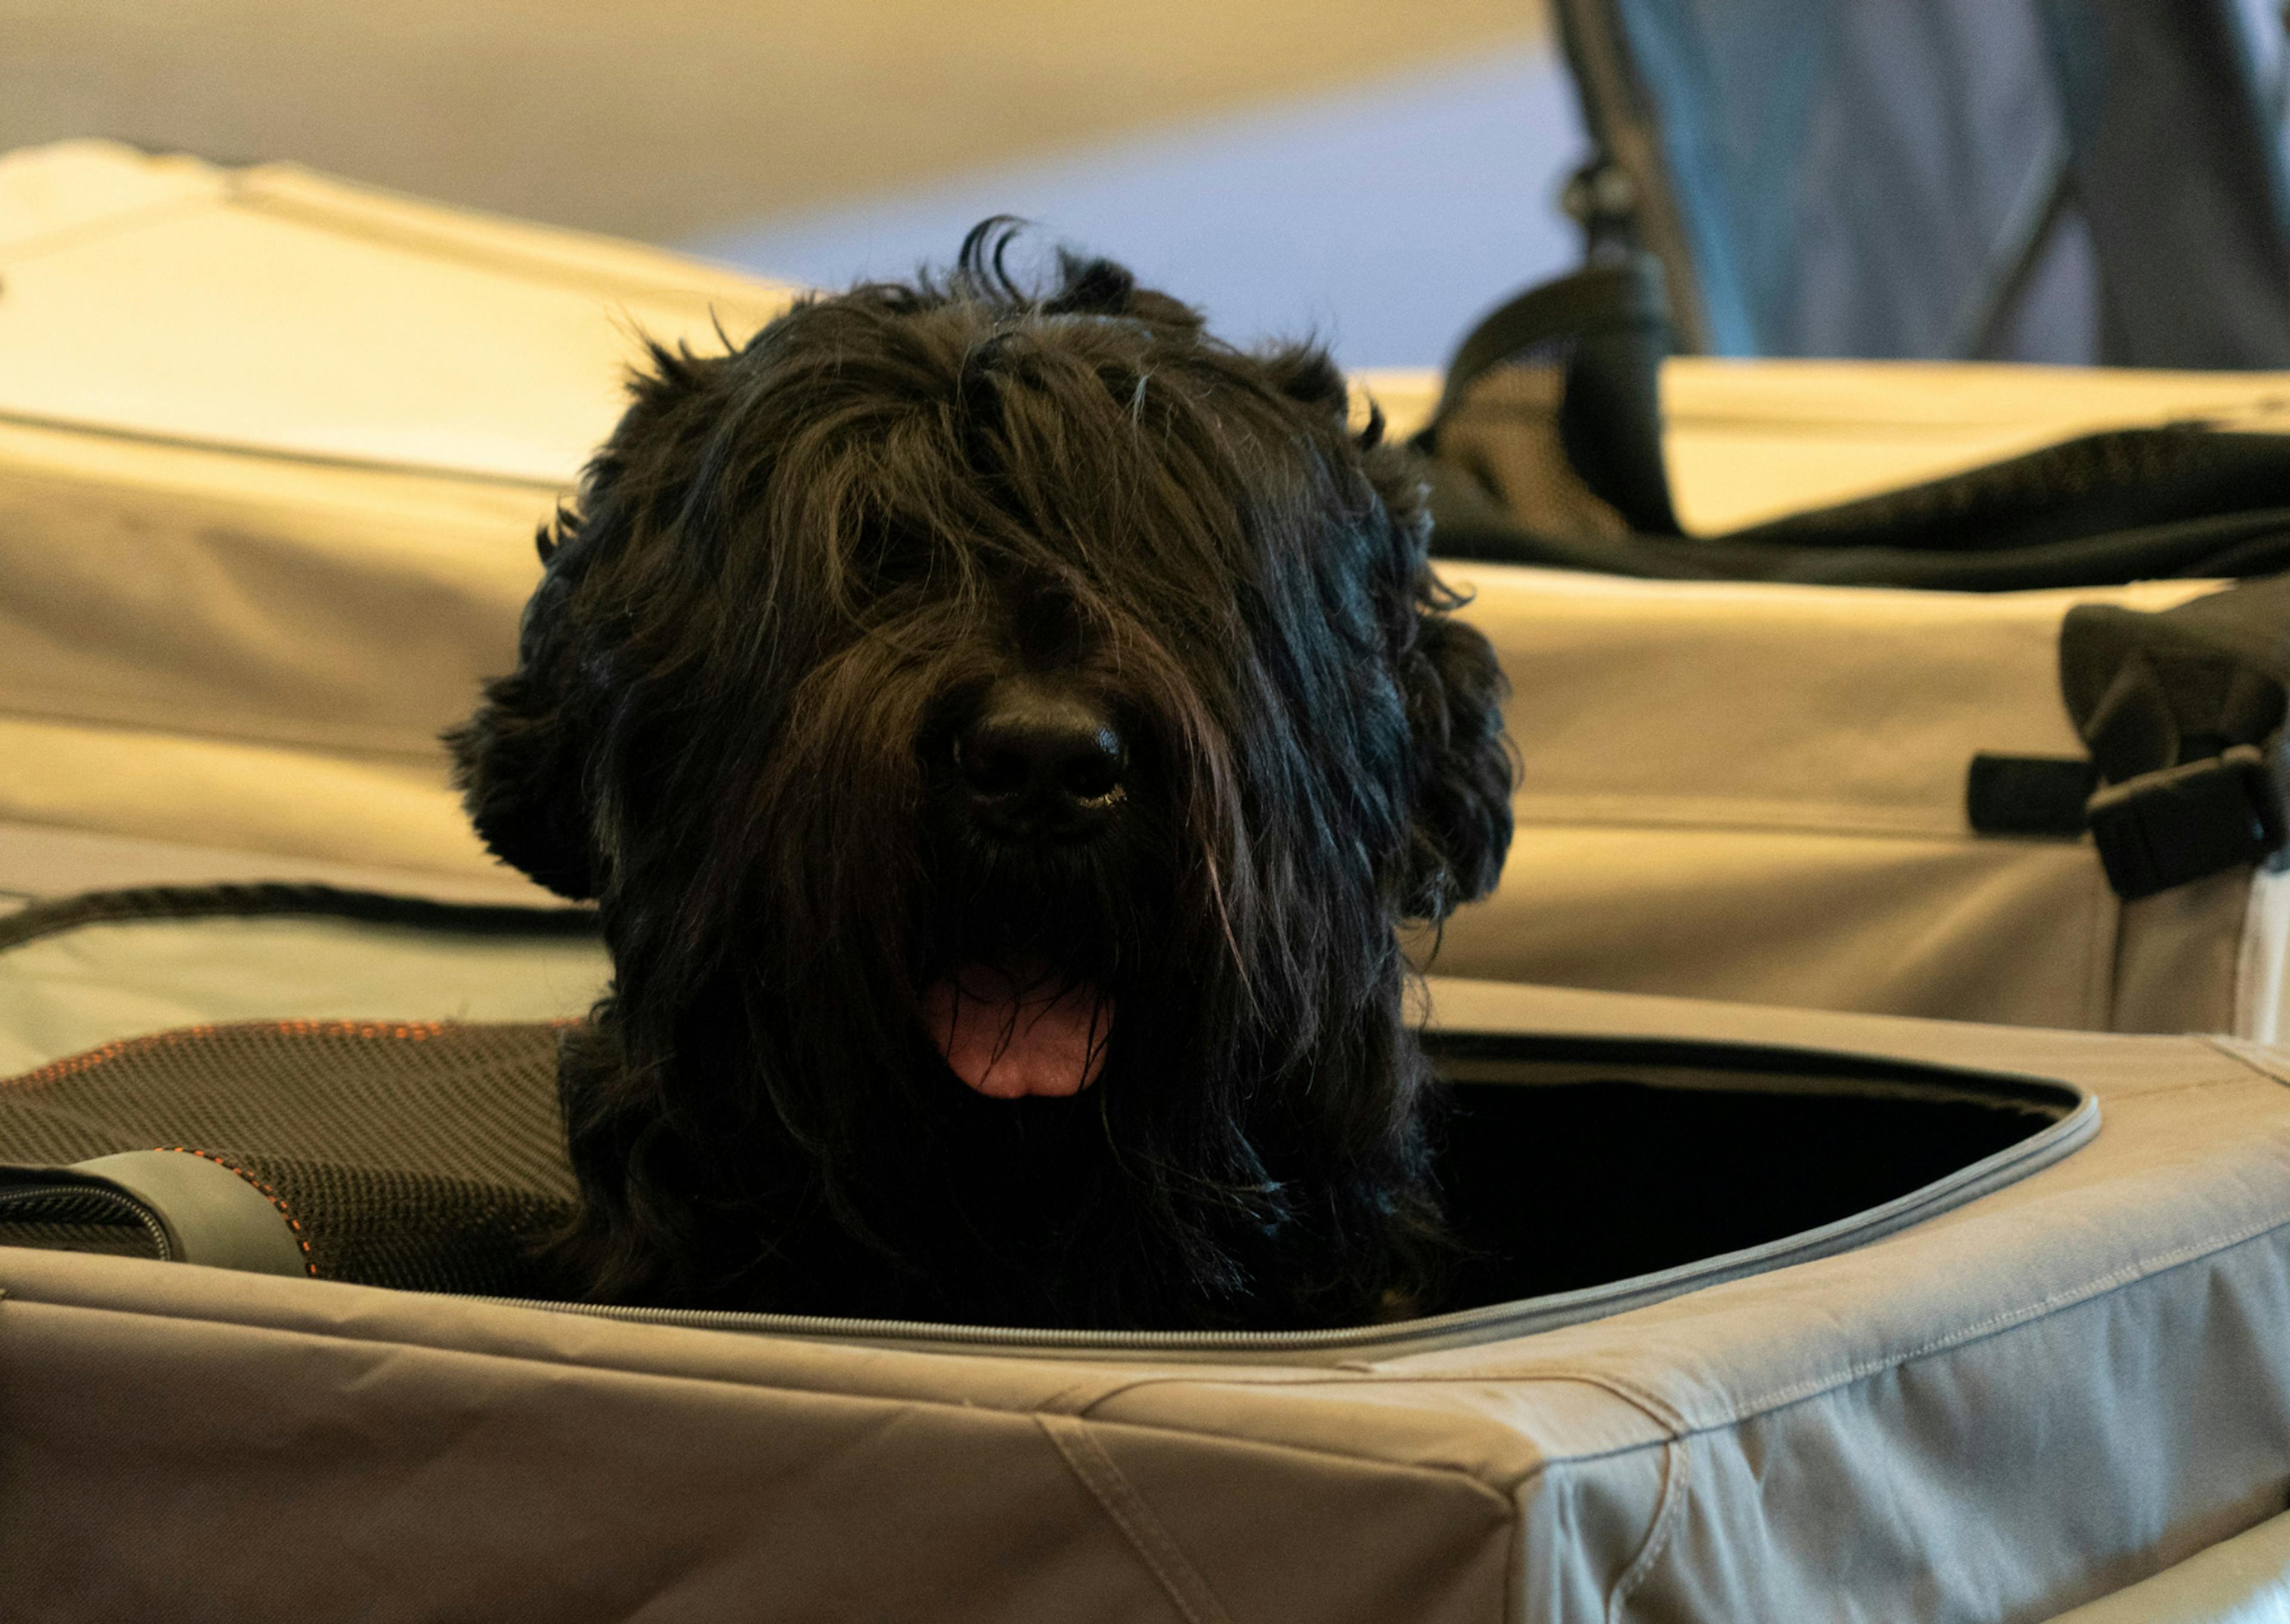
[924,966,1112,1099]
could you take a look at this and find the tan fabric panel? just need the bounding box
[0,140,225,252]
[0,712,495,880]
[0,418,549,757]
[1397,982,2290,1620]
[2241,870,2290,1044]
[2113,867,2252,1037]
[1421,566,2243,1031]
[0,142,791,481]
[0,819,560,909]
[0,1251,1522,1624]
[0,912,609,1076]
[1658,361,2290,533]
[0,143,784,898]
[2041,1507,2290,1623]
[1425,826,2119,1027]
[0,437,552,904]
[1443,565,2208,835]
[0,417,543,887]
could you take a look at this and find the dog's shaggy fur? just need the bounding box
[450,227,1514,1330]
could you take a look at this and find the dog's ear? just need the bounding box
[1398,605,1515,920]
[445,534,599,901]
[444,335,746,900]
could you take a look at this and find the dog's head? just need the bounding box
[449,226,1514,1325]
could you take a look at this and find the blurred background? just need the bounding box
[12,1,2290,371]
[0,0,1580,368]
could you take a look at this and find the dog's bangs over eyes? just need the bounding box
[816,326,1365,668]
[694,361,1261,773]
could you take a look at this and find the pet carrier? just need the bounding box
[1391,252,2290,1032]
[8,142,2290,1621]
[0,913,2286,1623]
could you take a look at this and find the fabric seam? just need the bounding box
[2208,1034,2290,1088]
[1038,1414,1234,1624]
[10,1203,2285,1499]
[231,184,782,312]
[0,884,595,958]
[1606,1439,1686,1622]
[0,695,470,768]
[0,403,571,491]
[1671,1208,2290,1423]
[156,1146,319,1278]
[1505,799,2047,841]
[4,1018,457,1089]
[2086,851,2120,1030]
[1072,1213,2290,1482]
[0,1282,1528,1505]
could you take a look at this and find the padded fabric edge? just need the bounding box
[71,1150,312,1278]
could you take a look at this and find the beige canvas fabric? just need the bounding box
[1421,567,2288,1035]
[2041,1507,2290,1623]
[0,910,611,1075]
[0,140,793,904]
[3,975,2289,1621]
[7,141,2290,1030]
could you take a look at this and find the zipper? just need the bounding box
[0,1182,172,1261]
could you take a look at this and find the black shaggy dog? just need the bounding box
[449,228,1515,1330]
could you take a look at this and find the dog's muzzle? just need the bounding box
[951,676,1127,842]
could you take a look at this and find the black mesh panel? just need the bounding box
[0,1021,573,1295]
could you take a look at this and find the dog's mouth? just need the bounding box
[922,960,1113,1099]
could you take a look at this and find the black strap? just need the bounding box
[0,882,599,953]
[1417,253,1682,538]
[1418,258,2290,586]
[1966,755,2099,838]
[2083,746,2285,900]
[1964,579,2290,896]
[2056,576,2290,899]
[1420,255,1670,448]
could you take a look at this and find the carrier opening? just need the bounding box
[0,1008,2093,1355]
[1429,1031,2082,1311]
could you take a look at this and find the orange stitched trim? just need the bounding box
[4,1018,456,1088]
[155,1146,321,1278]
[256,1019,448,1043]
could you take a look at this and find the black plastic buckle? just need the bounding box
[2085,744,2287,901]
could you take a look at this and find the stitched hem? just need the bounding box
[1040,1415,1234,1624]
[156,1146,319,1278]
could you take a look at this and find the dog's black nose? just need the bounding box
[953,680,1127,839]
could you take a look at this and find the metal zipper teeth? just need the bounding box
[463,1094,2099,1363]
[0,1183,172,1261]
